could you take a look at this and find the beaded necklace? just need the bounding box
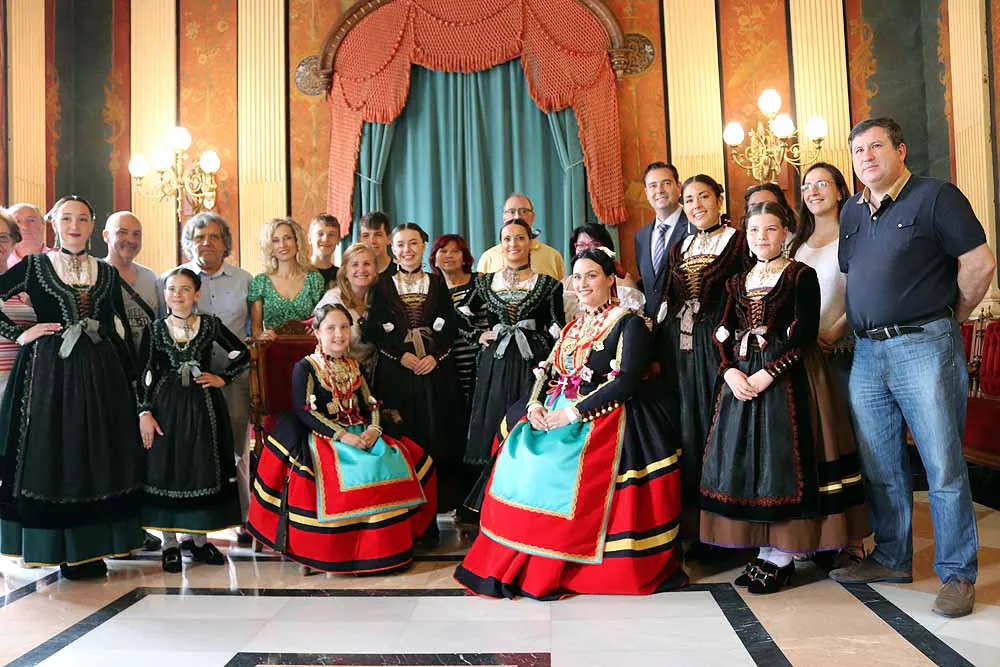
[310,352,361,415]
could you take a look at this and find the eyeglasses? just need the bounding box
[574,240,602,251]
[800,180,833,192]
[503,207,534,216]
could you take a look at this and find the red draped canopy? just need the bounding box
[325,0,626,232]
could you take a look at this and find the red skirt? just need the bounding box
[455,405,687,599]
[248,431,437,574]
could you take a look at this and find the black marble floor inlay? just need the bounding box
[841,583,974,667]
[684,584,791,667]
[0,570,60,610]
[225,653,550,666]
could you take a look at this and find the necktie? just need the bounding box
[653,223,669,275]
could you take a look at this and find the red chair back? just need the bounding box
[981,321,1000,397]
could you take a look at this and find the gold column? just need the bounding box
[788,0,853,192]
[238,0,288,276]
[7,0,46,207]
[661,0,726,199]
[130,0,178,274]
[948,0,998,309]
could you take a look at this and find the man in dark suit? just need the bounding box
[634,162,687,317]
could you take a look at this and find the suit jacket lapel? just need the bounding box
[636,224,654,289]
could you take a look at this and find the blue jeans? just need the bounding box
[849,317,978,583]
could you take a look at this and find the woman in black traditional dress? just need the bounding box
[456,248,686,599]
[138,268,249,573]
[658,175,750,550]
[248,303,437,573]
[429,234,488,406]
[700,202,868,594]
[0,195,143,579]
[362,223,466,512]
[465,218,564,476]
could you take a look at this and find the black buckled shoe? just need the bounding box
[186,541,225,565]
[747,560,794,595]
[162,547,182,573]
[143,531,163,552]
[60,559,108,581]
[734,559,764,587]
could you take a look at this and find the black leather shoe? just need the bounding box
[187,541,225,565]
[734,559,764,587]
[143,531,163,551]
[236,528,253,548]
[60,559,108,580]
[162,547,182,574]
[747,560,794,594]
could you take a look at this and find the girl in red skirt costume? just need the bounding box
[248,303,437,573]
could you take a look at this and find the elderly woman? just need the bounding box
[465,218,564,476]
[563,223,643,320]
[0,195,143,579]
[249,217,325,341]
[317,243,379,379]
[0,211,36,397]
[362,223,467,512]
[456,247,686,599]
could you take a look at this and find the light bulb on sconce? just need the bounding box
[723,122,746,147]
[170,126,193,152]
[128,155,149,180]
[770,114,795,139]
[199,150,221,174]
[756,89,782,117]
[805,116,828,141]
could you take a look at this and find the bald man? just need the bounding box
[476,193,565,279]
[103,211,159,351]
[6,203,51,268]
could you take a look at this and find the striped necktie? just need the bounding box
[653,222,670,275]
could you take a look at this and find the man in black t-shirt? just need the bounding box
[829,118,995,620]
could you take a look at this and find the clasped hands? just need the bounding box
[400,352,437,375]
[723,368,774,401]
[338,427,381,450]
[528,405,572,431]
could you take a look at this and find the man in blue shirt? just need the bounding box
[162,212,253,545]
[830,118,995,619]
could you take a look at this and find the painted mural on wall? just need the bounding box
[179,0,239,259]
[604,0,669,274]
[844,0,954,182]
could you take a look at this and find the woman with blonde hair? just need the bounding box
[249,218,325,341]
[317,242,379,378]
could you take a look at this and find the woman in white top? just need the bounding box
[790,162,853,398]
[317,243,378,379]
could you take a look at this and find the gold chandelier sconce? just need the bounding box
[722,89,827,184]
[127,127,221,222]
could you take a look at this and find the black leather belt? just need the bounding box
[855,309,951,341]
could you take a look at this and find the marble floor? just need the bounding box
[1,492,997,667]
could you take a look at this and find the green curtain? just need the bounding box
[353,59,587,261]
[354,122,396,216]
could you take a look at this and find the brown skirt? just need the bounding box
[700,346,870,553]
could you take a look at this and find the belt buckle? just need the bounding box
[881,326,892,340]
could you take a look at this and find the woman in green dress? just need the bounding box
[249,218,325,339]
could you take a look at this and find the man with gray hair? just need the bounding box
[6,203,50,268]
[162,212,254,546]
